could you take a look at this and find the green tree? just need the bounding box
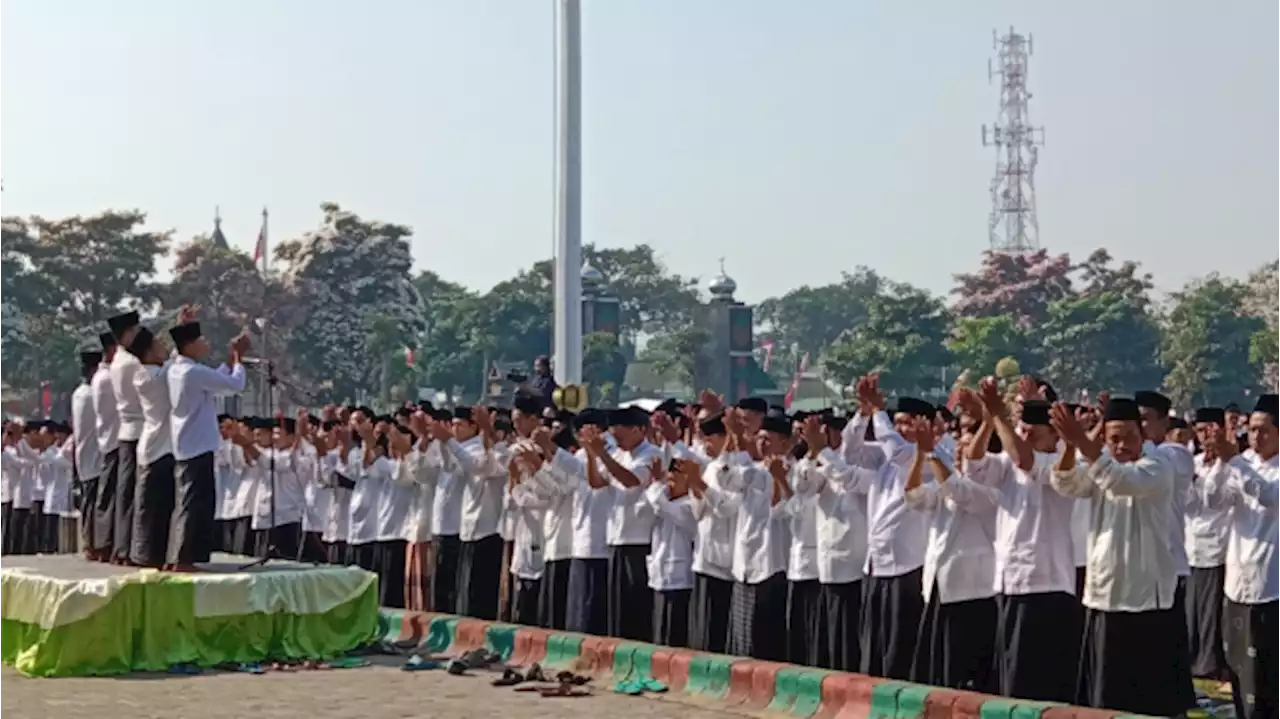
[583,332,627,406]
[1161,274,1265,406]
[951,249,1074,325]
[412,270,486,399]
[823,282,952,398]
[640,324,712,390]
[947,315,1029,384]
[755,267,882,379]
[1039,291,1163,396]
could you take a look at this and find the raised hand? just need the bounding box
[178,304,200,324]
[1049,402,1087,447]
[955,388,984,419]
[1018,375,1045,402]
[978,377,1005,416]
[428,417,454,442]
[698,390,724,416]
[914,417,936,452]
[652,411,681,444]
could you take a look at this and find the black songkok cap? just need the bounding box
[513,393,543,416]
[1194,407,1225,425]
[1033,377,1059,403]
[892,397,936,420]
[126,326,155,358]
[1103,398,1142,423]
[99,332,118,350]
[494,418,514,433]
[1254,394,1279,421]
[736,397,768,414]
[430,409,453,423]
[453,406,474,421]
[761,414,791,435]
[1020,400,1052,426]
[552,424,577,450]
[1134,390,1172,416]
[821,414,848,431]
[106,310,140,339]
[573,409,609,430]
[280,418,297,434]
[1169,417,1189,430]
[654,398,683,418]
[80,349,104,367]
[609,407,650,428]
[168,322,202,348]
[937,405,955,423]
[699,411,727,437]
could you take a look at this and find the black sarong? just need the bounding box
[653,588,692,647]
[326,540,349,565]
[607,543,652,640]
[377,539,408,609]
[911,588,998,693]
[1169,577,1198,711]
[0,501,10,550]
[456,533,503,620]
[538,558,571,629]
[348,541,377,570]
[94,448,119,554]
[513,577,541,625]
[168,451,216,566]
[218,517,252,557]
[822,580,862,671]
[8,507,33,555]
[432,533,461,614]
[566,557,608,634]
[996,591,1079,703]
[1186,565,1230,678]
[689,572,733,653]
[58,517,79,554]
[1224,598,1278,719]
[860,568,924,680]
[78,476,98,554]
[728,572,787,661]
[787,579,825,667]
[254,522,301,560]
[1077,605,1190,717]
[35,503,57,553]
[113,439,138,562]
[130,453,175,568]
[299,532,327,563]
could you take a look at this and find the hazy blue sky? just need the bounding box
[3,0,1276,303]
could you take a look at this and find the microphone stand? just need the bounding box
[239,360,282,569]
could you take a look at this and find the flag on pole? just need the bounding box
[404,347,415,367]
[759,340,775,372]
[784,352,810,409]
[252,207,268,272]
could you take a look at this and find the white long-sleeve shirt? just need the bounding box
[377,454,418,542]
[1198,452,1278,604]
[507,478,549,580]
[548,448,612,560]
[800,448,874,585]
[447,436,508,542]
[42,440,77,517]
[525,451,575,563]
[1052,448,1176,612]
[842,412,927,578]
[704,461,791,584]
[215,440,252,520]
[249,445,311,529]
[347,446,386,545]
[134,363,174,465]
[92,365,120,455]
[646,483,698,591]
[397,442,442,542]
[298,440,329,534]
[969,451,1077,596]
[71,382,103,481]
[1155,441,1194,577]
[691,451,747,581]
[1185,453,1232,568]
[905,469,1000,604]
[323,448,353,544]
[167,357,246,461]
[602,441,663,546]
[111,350,147,442]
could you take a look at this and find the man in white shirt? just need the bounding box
[440,405,508,620]
[72,347,104,557]
[687,411,741,654]
[1200,394,1278,719]
[1049,398,1182,717]
[551,410,613,635]
[166,322,248,570]
[91,331,121,561]
[1185,406,1233,680]
[107,310,145,564]
[126,327,177,568]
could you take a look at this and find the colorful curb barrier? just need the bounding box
[380,609,1157,719]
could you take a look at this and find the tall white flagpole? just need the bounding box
[552,0,583,384]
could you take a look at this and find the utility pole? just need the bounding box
[982,27,1046,253]
[552,0,584,384]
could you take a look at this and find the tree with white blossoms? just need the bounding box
[274,203,426,403]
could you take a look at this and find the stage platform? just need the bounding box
[0,554,380,677]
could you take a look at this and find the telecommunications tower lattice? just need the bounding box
[982,27,1045,253]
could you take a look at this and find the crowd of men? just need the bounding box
[0,307,1276,719]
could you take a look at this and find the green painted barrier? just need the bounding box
[376,610,403,642]
[611,642,642,679]
[685,655,714,694]
[425,616,459,653]
[894,683,933,719]
[1009,700,1063,719]
[703,656,734,698]
[790,670,829,718]
[484,624,517,660]
[630,644,655,679]
[978,698,1020,719]
[768,666,807,711]
[869,681,909,719]
[543,634,584,668]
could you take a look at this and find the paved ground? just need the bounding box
[2,659,745,719]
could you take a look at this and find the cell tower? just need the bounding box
[982,27,1045,253]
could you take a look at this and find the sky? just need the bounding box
[2,0,1277,304]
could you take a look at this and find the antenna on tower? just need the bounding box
[981,26,1045,253]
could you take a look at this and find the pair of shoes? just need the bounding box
[402,654,442,672]
[613,677,667,695]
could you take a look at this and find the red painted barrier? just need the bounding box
[746,661,788,709]
[725,661,756,704]
[667,650,696,692]
[833,674,884,719]
[813,674,854,719]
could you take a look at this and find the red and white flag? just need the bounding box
[252,208,268,271]
[404,347,415,367]
[784,352,810,409]
[759,340,776,372]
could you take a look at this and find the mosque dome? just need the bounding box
[581,261,605,289]
[707,259,737,300]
